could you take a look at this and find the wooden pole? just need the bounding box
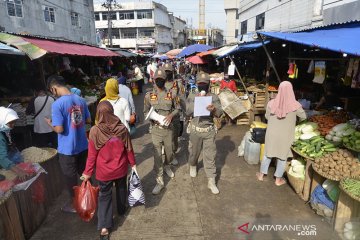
[229,55,254,108]
[257,33,281,83]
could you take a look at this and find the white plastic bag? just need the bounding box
[238,131,251,157]
[128,169,145,207]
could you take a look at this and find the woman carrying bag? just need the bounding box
[82,101,136,240]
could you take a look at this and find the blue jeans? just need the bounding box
[260,156,286,178]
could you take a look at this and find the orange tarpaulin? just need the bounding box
[196,49,217,57]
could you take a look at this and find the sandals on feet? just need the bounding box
[275,178,287,186]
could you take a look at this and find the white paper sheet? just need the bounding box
[194,96,212,117]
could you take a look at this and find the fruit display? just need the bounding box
[342,131,360,152]
[312,149,360,181]
[294,122,320,140]
[293,136,337,159]
[325,123,355,144]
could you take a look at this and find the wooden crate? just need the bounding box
[236,113,250,125]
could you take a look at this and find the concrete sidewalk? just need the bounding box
[30,93,339,240]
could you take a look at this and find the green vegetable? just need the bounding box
[342,178,360,197]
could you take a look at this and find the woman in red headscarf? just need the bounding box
[256,81,306,186]
[82,101,136,239]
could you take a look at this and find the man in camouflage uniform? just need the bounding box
[144,69,180,195]
[186,72,223,194]
[163,63,186,166]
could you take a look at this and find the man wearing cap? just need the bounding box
[163,63,186,166]
[186,72,223,194]
[144,69,180,195]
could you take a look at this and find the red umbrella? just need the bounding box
[186,55,207,64]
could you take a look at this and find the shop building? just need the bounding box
[187,28,224,47]
[94,1,186,53]
[226,0,360,43]
[0,0,97,45]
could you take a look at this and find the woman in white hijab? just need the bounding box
[0,107,29,180]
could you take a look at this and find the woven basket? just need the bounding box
[22,147,57,163]
[340,177,360,202]
[287,171,305,195]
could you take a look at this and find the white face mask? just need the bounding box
[0,124,12,132]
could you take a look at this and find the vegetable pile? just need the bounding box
[325,123,355,144]
[313,149,360,180]
[295,122,320,141]
[341,178,360,198]
[288,159,306,180]
[309,113,347,136]
[342,131,360,152]
[293,136,337,159]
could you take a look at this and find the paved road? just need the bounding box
[31,90,339,240]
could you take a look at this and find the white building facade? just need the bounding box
[0,0,97,44]
[226,0,360,42]
[94,1,186,53]
[224,0,240,44]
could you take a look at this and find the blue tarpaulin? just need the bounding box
[217,41,269,59]
[259,23,360,56]
[177,44,213,58]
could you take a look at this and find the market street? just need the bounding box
[30,90,339,240]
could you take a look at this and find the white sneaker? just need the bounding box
[171,157,179,166]
[152,183,164,195]
[189,166,197,178]
[207,178,219,195]
[164,165,175,178]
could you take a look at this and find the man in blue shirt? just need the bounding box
[45,75,91,213]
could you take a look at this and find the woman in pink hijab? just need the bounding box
[256,81,306,186]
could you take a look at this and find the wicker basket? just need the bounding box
[287,170,305,195]
[340,177,360,202]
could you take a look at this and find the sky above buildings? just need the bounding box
[94,0,226,30]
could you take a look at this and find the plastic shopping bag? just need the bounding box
[128,169,145,207]
[73,181,99,222]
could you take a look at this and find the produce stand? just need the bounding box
[0,191,24,240]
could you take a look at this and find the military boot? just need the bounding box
[189,165,197,178]
[207,178,219,195]
[152,177,164,195]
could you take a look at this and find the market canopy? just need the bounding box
[0,42,24,55]
[258,22,360,56]
[115,49,137,58]
[212,45,238,57]
[0,32,119,60]
[217,41,270,59]
[177,44,213,58]
[186,55,207,64]
[166,48,182,58]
